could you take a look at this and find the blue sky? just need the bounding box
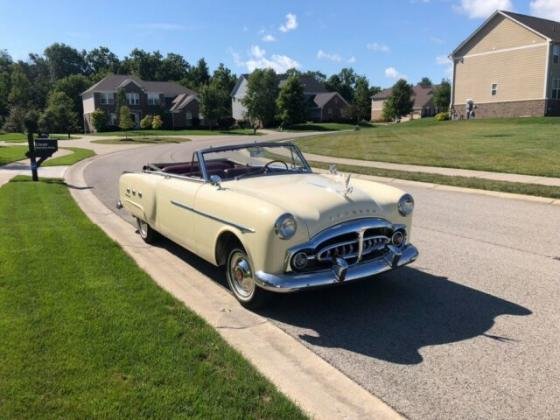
[1,0,558,87]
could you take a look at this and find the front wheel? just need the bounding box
[136,217,158,244]
[226,248,269,309]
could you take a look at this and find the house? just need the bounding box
[450,10,560,119]
[371,85,438,121]
[81,74,200,132]
[231,74,349,123]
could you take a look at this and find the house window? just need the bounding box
[148,93,160,106]
[100,92,114,105]
[553,45,560,64]
[186,111,192,120]
[491,83,498,96]
[552,79,560,100]
[126,92,140,106]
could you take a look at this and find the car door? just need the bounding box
[155,176,204,252]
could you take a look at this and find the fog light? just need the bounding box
[391,230,405,247]
[292,251,309,271]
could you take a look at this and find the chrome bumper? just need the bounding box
[255,244,419,293]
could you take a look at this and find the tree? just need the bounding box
[39,91,79,137]
[0,50,12,118]
[44,43,85,81]
[182,58,210,90]
[276,75,306,128]
[369,86,382,98]
[119,106,134,139]
[382,79,414,121]
[151,115,163,129]
[302,70,326,83]
[352,76,371,122]
[116,89,127,112]
[85,46,120,75]
[432,80,451,111]
[419,77,433,88]
[53,74,91,128]
[140,114,153,129]
[2,107,26,132]
[122,49,163,80]
[200,82,227,130]
[157,53,189,81]
[326,68,356,102]
[242,68,278,132]
[211,63,236,114]
[8,64,32,107]
[91,108,108,132]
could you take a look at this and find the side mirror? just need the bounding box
[210,175,223,189]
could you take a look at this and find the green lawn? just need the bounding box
[0,145,27,166]
[0,133,80,143]
[0,177,304,419]
[43,147,96,166]
[284,122,374,132]
[92,137,191,144]
[311,161,560,200]
[93,128,259,137]
[297,117,560,178]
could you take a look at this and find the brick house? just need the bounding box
[231,74,349,123]
[81,75,200,132]
[450,10,560,119]
[371,85,438,121]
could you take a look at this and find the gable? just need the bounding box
[455,13,547,57]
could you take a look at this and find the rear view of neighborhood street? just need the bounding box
[2,0,560,419]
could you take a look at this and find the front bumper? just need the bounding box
[255,243,419,293]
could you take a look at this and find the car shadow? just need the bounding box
[258,267,532,365]
[147,235,531,366]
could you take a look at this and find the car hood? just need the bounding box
[225,173,390,237]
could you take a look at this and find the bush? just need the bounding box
[91,108,107,132]
[434,112,450,121]
[218,116,236,130]
[152,115,163,130]
[140,114,153,129]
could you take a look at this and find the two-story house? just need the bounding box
[450,10,560,118]
[81,75,200,132]
[371,84,438,122]
[231,74,349,123]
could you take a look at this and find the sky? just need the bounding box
[1,0,559,88]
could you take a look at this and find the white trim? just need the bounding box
[450,10,550,58]
[490,82,498,97]
[457,42,547,60]
[544,41,551,99]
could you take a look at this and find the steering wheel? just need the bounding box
[264,160,289,173]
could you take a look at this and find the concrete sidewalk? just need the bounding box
[304,152,560,187]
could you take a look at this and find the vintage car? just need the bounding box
[118,142,418,307]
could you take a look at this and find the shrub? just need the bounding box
[140,114,153,129]
[435,112,450,121]
[218,116,236,130]
[152,114,163,130]
[91,108,107,132]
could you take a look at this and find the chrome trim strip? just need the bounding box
[170,200,255,234]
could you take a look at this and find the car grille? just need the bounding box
[316,234,389,262]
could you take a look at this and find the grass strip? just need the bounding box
[43,147,96,166]
[92,137,191,144]
[0,177,305,419]
[310,161,560,200]
[0,145,27,165]
[92,128,259,137]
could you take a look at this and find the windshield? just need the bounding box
[200,143,311,181]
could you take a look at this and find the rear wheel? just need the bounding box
[226,247,269,309]
[136,217,158,244]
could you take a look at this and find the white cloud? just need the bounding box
[262,34,276,42]
[232,45,299,73]
[455,0,513,19]
[317,49,342,62]
[385,67,407,80]
[530,0,560,21]
[436,55,453,78]
[366,42,390,53]
[279,13,298,32]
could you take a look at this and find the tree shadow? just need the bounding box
[257,267,532,365]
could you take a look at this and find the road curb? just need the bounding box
[65,156,403,420]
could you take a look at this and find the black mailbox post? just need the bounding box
[25,136,58,180]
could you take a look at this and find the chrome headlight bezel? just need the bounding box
[274,213,297,240]
[398,193,415,216]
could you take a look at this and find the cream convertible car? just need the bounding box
[118,142,418,307]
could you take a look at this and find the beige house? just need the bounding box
[450,10,560,118]
[371,85,437,122]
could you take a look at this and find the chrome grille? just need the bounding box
[316,235,389,262]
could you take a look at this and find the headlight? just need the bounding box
[398,194,414,216]
[274,213,297,239]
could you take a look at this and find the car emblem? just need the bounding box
[344,174,353,197]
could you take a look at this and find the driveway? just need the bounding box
[83,134,560,419]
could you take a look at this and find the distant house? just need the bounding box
[231,74,349,123]
[81,75,200,132]
[450,10,560,118]
[371,85,437,121]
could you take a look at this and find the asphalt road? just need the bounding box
[84,136,560,419]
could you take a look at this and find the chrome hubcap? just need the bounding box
[228,251,255,300]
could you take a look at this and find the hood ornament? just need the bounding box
[344,174,353,197]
